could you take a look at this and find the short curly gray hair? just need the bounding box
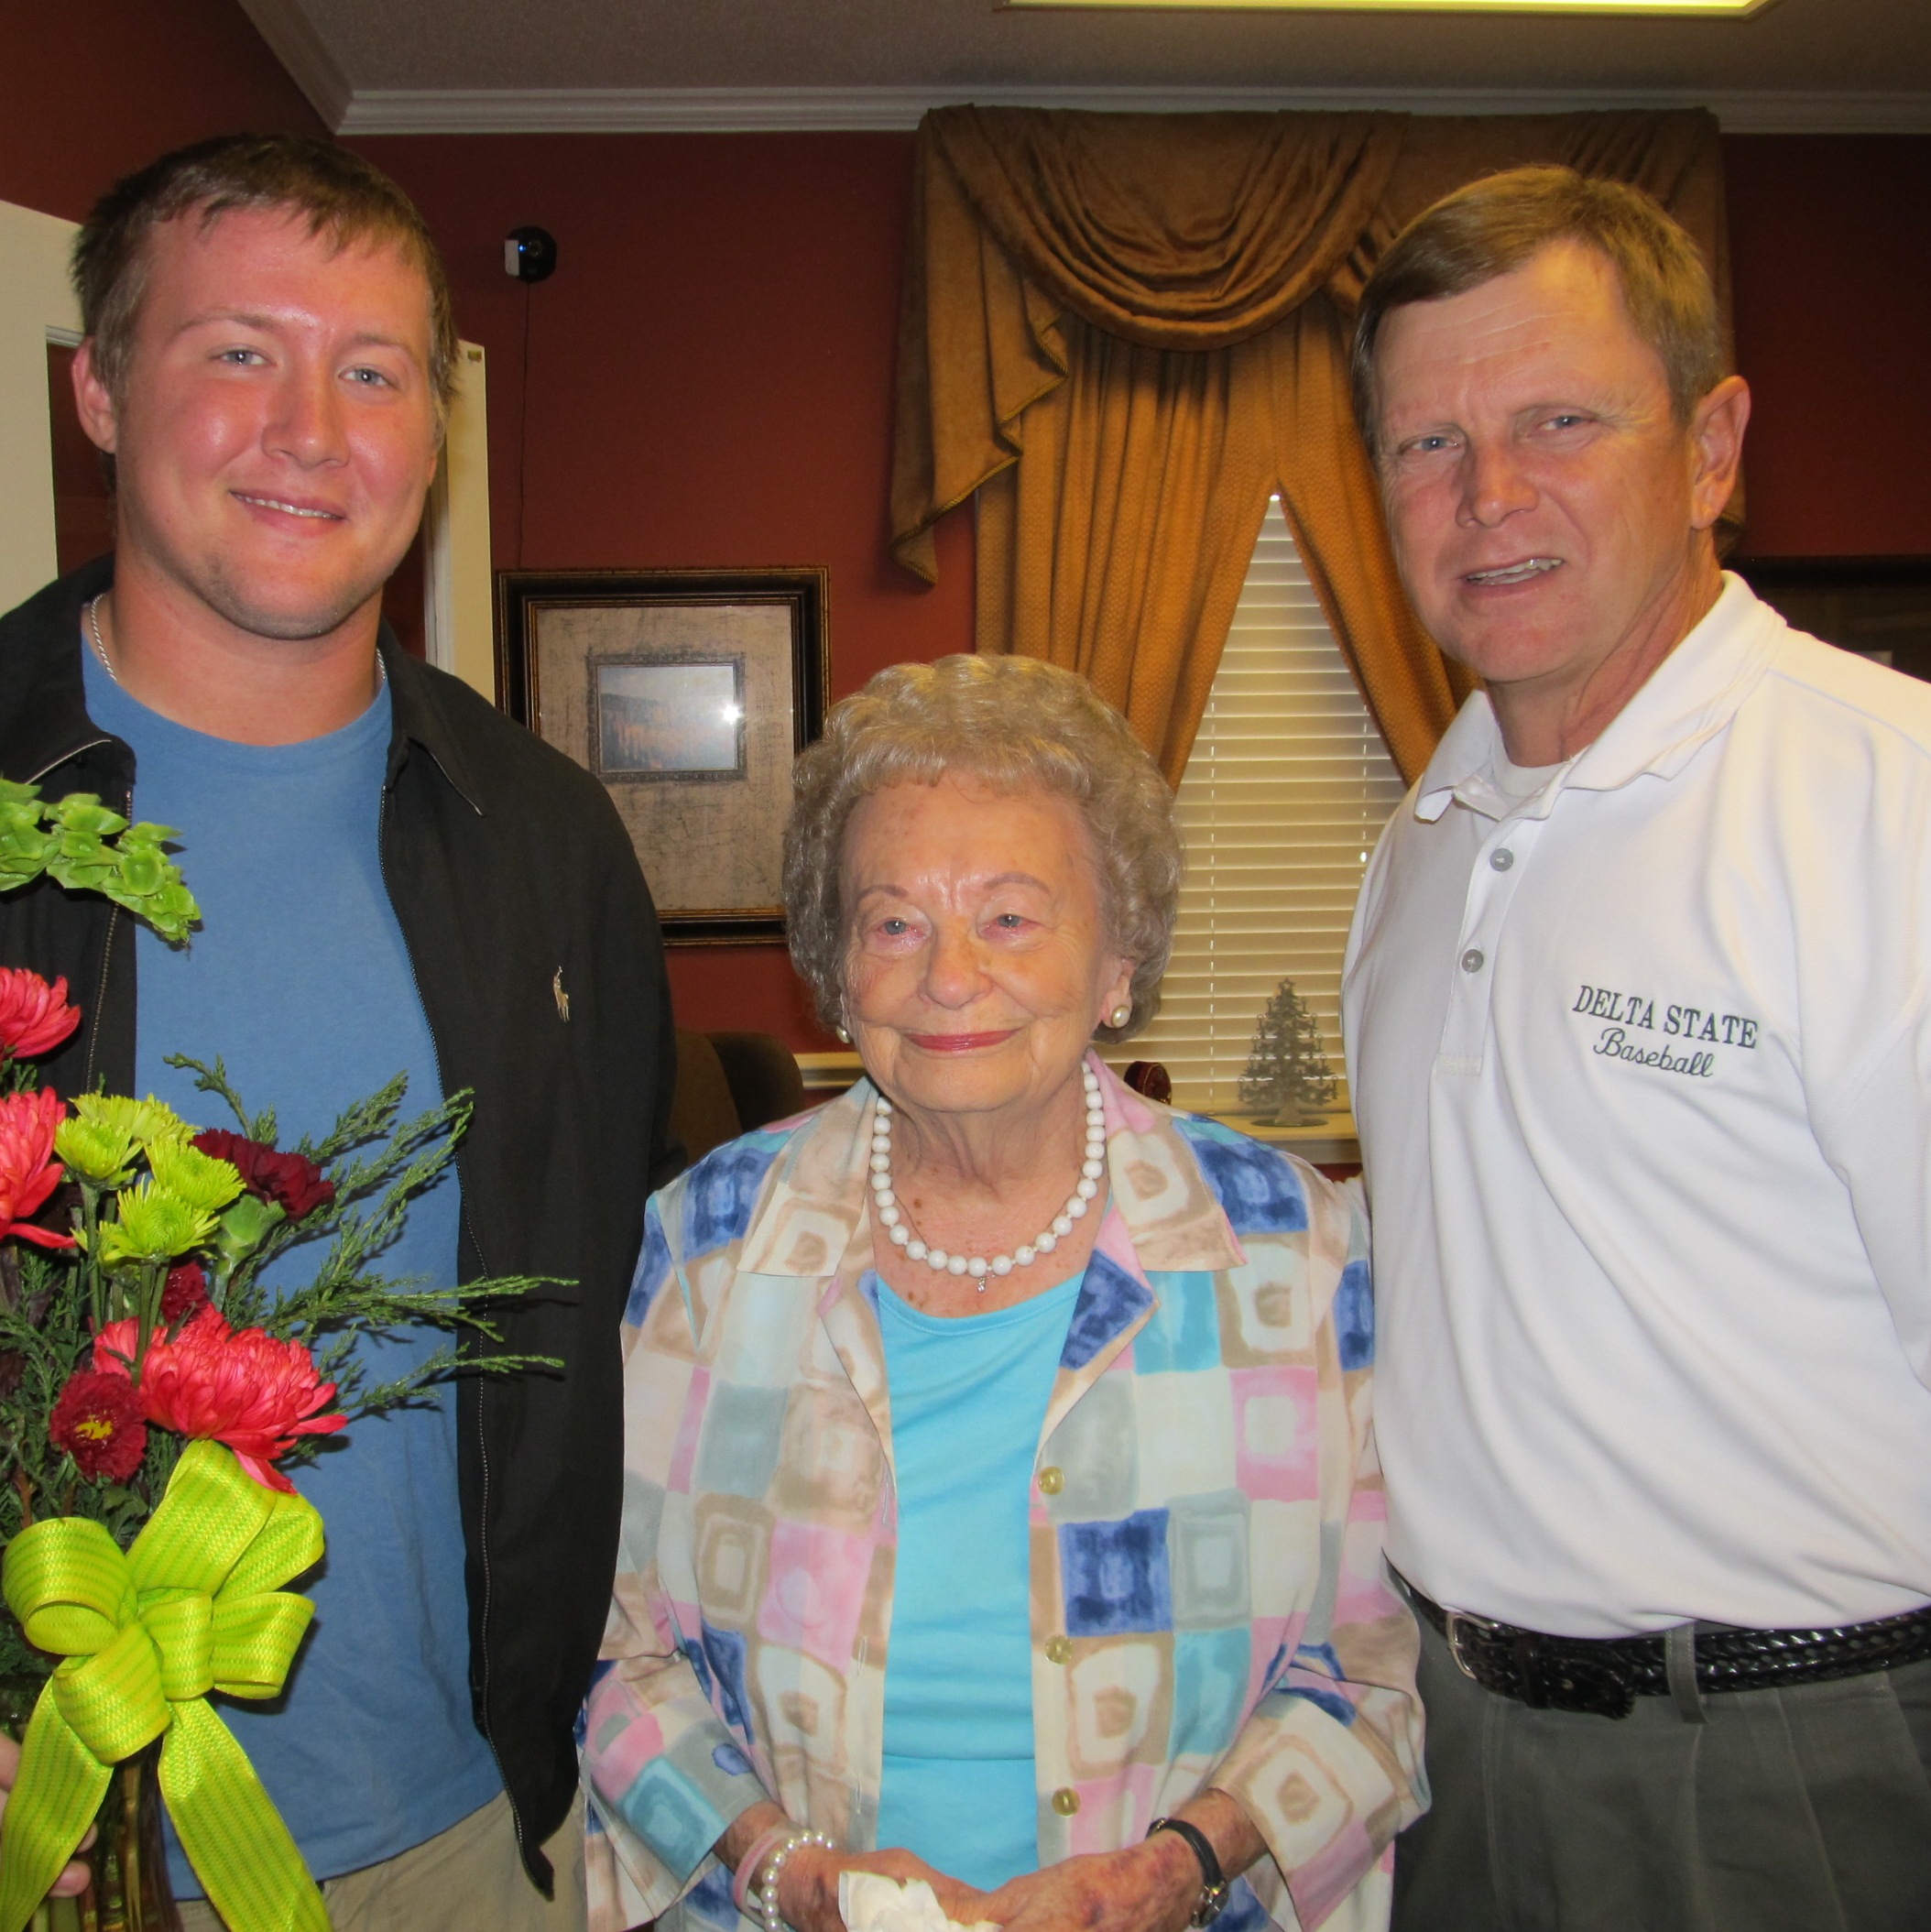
[784,655,1183,1044]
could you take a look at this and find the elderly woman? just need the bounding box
[583,656,1422,1932]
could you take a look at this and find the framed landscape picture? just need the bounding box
[496,567,830,943]
[1732,556,1931,682]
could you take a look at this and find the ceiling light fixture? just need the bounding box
[1003,0,1772,14]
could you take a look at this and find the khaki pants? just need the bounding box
[175,1791,585,1932]
[1394,1612,1931,1932]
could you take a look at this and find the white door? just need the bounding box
[0,198,82,617]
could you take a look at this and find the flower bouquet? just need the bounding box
[0,785,558,1932]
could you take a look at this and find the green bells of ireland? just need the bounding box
[0,1442,329,1932]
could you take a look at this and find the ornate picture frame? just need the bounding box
[496,567,830,943]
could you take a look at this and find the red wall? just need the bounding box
[0,0,325,220]
[351,134,976,1046]
[356,128,1931,1042]
[1723,135,1931,558]
[5,9,1925,1040]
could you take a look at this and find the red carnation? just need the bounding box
[160,1261,211,1325]
[95,1306,345,1492]
[191,1130,335,1223]
[0,969,81,1063]
[0,1087,74,1250]
[50,1368,148,1482]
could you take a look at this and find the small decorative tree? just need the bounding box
[1238,978,1337,1126]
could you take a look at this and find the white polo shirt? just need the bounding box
[1343,575,1931,1636]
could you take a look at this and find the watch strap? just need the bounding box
[1147,1815,1230,1927]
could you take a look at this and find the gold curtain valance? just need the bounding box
[890,104,1732,784]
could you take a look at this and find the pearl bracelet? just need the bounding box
[758,1828,833,1932]
[732,1825,798,1917]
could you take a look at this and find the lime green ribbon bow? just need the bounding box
[0,1441,330,1932]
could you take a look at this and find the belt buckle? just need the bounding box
[1444,1610,1499,1683]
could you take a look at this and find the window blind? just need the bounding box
[1112,496,1406,1118]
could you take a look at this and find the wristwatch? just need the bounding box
[1147,1816,1230,1927]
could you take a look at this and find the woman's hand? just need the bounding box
[0,1732,95,1899]
[977,1836,1198,1932]
[784,1842,993,1932]
[977,1792,1266,1932]
[718,1801,991,1932]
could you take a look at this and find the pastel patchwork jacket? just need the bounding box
[583,1056,1424,1932]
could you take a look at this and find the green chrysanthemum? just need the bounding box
[95,1179,218,1266]
[71,1093,192,1154]
[52,1115,138,1188]
[147,1141,245,1216]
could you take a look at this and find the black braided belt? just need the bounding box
[1405,1578,1931,1720]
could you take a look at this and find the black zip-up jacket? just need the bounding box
[0,556,680,1891]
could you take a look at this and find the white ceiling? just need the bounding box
[235,0,1931,134]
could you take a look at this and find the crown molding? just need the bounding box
[333,82,1931,137]
[234,0,355,129]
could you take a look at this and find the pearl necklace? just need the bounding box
[870,1064,1107,1288]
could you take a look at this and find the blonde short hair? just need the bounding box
[783,656,1182,1043]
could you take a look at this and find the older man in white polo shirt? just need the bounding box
[1342,166,1931,1931]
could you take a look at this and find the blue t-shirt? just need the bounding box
[82,651,501,1888]
[874,1271,1083,1893]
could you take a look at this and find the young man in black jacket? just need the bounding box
[0,135,678,1927]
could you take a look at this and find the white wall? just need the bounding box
[422,341,494,698]
[0,198,82,617]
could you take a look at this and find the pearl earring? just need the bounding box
[835,1024,852,1044]
[1107,1004,1131,1029]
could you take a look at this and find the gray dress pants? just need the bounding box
[1393,1612,1931,1932]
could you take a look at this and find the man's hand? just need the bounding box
[0,1732,95,1898]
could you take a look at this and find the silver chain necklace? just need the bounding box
[85,595,119,684]
[85,593,387,693]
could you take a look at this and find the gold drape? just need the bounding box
[891,105,1732,784]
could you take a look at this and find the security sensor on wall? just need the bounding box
[505,226,557,284]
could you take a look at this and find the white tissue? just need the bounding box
[838,1872,1000,1932]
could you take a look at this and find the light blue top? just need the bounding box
[874,1270,1084,1894]
[82,649,501,1889]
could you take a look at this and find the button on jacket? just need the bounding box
[0,557,681,1888]
[584,1059,1422,1932]
[1344,574,1931,1638]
